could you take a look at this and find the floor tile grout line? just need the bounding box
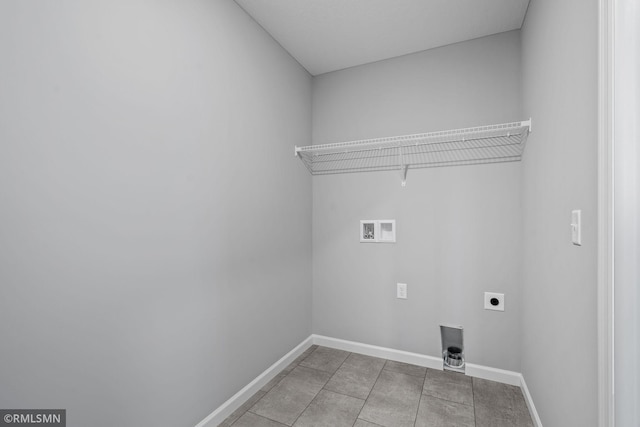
[421,368,476,408]
[318,348,365,427]
[352,355,387,426]
[413,368,430,427]
[382,360,429,379]
[472,377,478,427]
[222,390,266,426]
[259,345,317,395]
[245,409,289,426]
[356,360,427,427]
[321,348,386,402]
[329,347,353,378]
[356,419,387,427]
[318,386,368,403]
[421,391,475,407]
[289,346,330,427]
[242,345,320,427]
[318,345,353,399]
[299,345,350,375]
[288,346,350,427]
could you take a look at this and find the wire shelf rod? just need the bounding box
[305,139,523,166]
[307,156,523,175]
[295,119,531,155]
[294,119,532,185]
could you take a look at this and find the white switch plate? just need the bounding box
[397,283,407,299]
[484,292,504,311]
[571,210,582,246]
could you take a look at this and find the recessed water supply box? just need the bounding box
[360,220,396,243]
[440,324,465,373]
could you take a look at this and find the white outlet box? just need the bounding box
[484,292,504,311]
[397,283,407,299]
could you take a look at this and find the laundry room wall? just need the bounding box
[0,1,312,426]
[311,30,524,371]
[520,0,599,425]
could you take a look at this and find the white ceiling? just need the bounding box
[234,0,530,76]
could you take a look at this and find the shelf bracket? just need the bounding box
[398,145,408,187]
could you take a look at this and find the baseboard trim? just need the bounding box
[196,334,542,427]
[520,374,543,427]
[465,362,521,386]
[311,334,443,370]
[194,336,314,427]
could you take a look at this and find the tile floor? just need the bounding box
[219,345,534,427]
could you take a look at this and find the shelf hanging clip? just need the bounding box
[398,145,408,187]
[401,164,409,187]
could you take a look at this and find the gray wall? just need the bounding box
[0,1,312,426]
[521,0,598,425]
[312,31,524,371]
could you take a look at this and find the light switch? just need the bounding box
[397,283,407,299]
[571,210,582,246]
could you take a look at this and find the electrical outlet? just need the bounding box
[484,292,504,311]
[397,283,407,299]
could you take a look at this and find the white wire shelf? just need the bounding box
[295,119,531,186]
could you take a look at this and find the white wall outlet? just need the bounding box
[397,283,407,299]
[484,292,504,311]
[571,210,582,246]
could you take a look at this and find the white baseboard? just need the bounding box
[465,362,522,386]
[196,334,542,427]
[194,336,314,427]
[311,334,443,370]
[520,374,543,427]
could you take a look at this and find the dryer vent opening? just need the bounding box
[440,325,464,373]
